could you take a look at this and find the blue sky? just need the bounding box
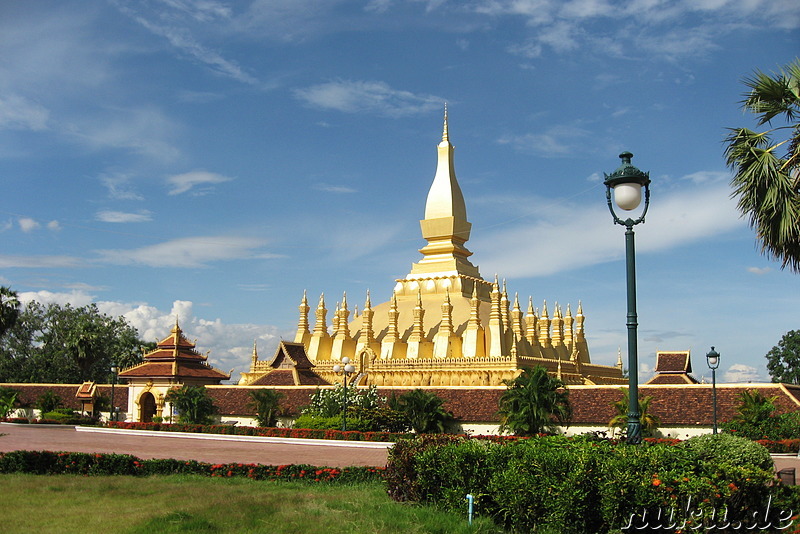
[1,0,798,384]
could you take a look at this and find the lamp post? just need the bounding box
[706,347,720,434]
[604,152,651,445]
[332,356,356,432]
[110,363,119,422]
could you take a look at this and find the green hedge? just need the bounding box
[387,434,800,533]
[0,450,385,484]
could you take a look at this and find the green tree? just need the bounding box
[0,286,20,339]
[249,388,284,427]
[498,366,571,436]
[165,385,216,425]
[765,329,800,384]
[609,387,661,437]
[0,301,145,383]
[732,389,777,424]
[36,391,62,414]
[0,386,19,418]
[393,389,452,434]
[724,59,800,272]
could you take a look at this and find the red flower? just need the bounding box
[652,479,662,487]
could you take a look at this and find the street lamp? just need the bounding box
[706,347,720,434]
[110,363,119,422]
[332,356,356,432]
[604,152,651,445]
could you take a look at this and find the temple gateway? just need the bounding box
[241,110,626,388]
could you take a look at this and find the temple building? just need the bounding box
[119,320,230,422]
[241,109,626,388]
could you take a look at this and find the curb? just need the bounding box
[75,426,395,449]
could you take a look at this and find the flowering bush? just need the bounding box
[0,450,385,484]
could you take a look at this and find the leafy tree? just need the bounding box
[301,384,382,418]
[609,387,661,437]
[36,391,62,414]
[248,388,284,427]
[732,389,777,424]
[765,329,800,384]
[0,286,20,340]
[724,59,800,272]
[165,385,216,425]
[498,366,571,436]
[0,386,19,418]
[393,389,452,434]
[0,301,145,383]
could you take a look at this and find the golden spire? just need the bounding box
[251,339,258,364]
[442,102,449,142]
[313,293,327,335]
[409,106,480,283]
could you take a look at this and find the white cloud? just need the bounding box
[46,220,61,231]
[18,218,40,233]
[117,5,257,85]
[96,210,153,223]
[747,266,772,275]
[18,289,96,308]
[497,124,592,156]
[69,107,180,162]
[95,236,269,268]
[723,363,763,383]
[314,183,357,194]
[14,290,288,381]
[475,181,743,278]
[100,173,144,201]
[0,93,49,131]
[294,80,443,117]
[166,170,234,195]
[0,255,83,269]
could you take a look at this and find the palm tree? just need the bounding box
[609,387,660,437]
[0,286,20,339]
[498,366,571,436]
[249,388,284,427]
[724,59,800,272]
[165,385,216,425]
[395,389,452,434]
[732,389,777,424]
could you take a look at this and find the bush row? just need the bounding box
[106,421,413,442]
[386,434,800,533]
[0,450,385,483]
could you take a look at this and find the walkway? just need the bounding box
[0,423,390,468]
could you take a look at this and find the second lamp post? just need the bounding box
[332,357,356,432]
[706,347,721,434]
[604,152,651,445]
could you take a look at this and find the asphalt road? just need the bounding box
[0,423,390,468]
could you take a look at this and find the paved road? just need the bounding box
[0,424,390,468]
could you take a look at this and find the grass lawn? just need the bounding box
[2,474,502,533]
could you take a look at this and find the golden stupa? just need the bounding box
[241,108,625,388]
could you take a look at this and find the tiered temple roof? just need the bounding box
[119,320,230,383]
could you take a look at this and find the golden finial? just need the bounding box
[442,103,449,142]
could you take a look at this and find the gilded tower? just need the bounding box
[242,109,625,387]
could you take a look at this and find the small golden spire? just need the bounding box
[442,103,449,142]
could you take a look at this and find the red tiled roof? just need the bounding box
[646,374,699,385]
[654,351,692,373]
[119,361,229,381]
[266,342,315,369]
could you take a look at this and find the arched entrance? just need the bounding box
[140,392,157,422]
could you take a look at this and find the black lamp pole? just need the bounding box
[604,152,651,445]
[706,347,721,434]
[332,357,355,432]
[110,364,119,422]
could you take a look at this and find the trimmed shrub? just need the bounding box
[387,435,800,532]
[684,432,773,470]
